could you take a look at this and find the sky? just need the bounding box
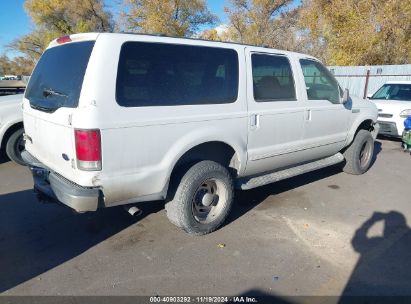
[0,0,298,57]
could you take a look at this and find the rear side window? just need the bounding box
[25,41,95,112]
[251,54,296,102]
[116,42,239,107]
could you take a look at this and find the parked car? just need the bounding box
[368,81,411,137]
[0,93,25,165]
[22,33,378,235]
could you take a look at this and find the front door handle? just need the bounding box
[306,109,312,121]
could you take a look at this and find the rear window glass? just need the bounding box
[251,54,296,101]
[25,41,95,112]
[116,42,239,107]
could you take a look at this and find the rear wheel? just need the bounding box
[342,130,374,175]
[6,128,26,166]
[165,160,234,235]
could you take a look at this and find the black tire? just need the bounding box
[5,128,26,166]
[165,160,234,235]
[342,130,374,175]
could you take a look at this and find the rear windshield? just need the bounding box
[116,42,239,107]
[25,41,95,112]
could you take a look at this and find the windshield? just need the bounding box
[370,83,411,101]
[25,41,95,112]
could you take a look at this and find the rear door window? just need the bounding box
[116,42,239,107]
[25,41,95,112]
[251,54,296,102]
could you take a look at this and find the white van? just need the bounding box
[22,33,378,235]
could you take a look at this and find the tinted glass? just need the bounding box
[370,84,411,101]
[251,54,296,101]
[116,42,239,107]
[25,41,95,112]
[300,59,340,104]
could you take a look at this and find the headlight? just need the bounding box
[400,109,411,118]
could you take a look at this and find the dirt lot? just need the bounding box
[0,137,410,300]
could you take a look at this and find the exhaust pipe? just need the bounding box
[123,205,143,217]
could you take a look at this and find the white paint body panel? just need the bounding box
[23,33,378,207]
[0,94,23,150]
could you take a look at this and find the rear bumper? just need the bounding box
[22,151,100,212]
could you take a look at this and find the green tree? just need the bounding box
[199,28,221,41]
[300,0,411,65]
[223,0,300,50]
[8,0,114,61]
[122,0,218,37]
[0,54,35,75]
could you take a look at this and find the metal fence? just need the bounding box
[328,64,411,99]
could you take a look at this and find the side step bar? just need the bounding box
[238,153,345,190]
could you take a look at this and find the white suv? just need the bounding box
[368,81,411,137]
[22,33,378,235]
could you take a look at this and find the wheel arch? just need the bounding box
[165,140,242,199]
[346,118,376,147]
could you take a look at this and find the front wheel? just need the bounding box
[6,128,26,166]
[165,160,234,235]
[342,130,374,175]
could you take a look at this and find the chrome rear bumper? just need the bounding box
[22,151,100,212]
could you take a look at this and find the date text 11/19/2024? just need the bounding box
[149,296,258,303]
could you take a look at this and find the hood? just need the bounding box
[370,99,411,114]
[0,94,24,107]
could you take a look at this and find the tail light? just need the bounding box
[74,129,101,171]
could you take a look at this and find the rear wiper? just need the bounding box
[43,88,67,98]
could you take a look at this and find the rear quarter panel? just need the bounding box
[78,34,248,205]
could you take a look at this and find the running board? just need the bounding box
[239,153,345,190]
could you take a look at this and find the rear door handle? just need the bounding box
[250,114,260,128]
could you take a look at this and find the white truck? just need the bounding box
[22,33,379,235]
[0,94,25,165]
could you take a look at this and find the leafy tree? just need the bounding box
[199,28,221,41]
[25,0,114,33]
[223,0,300,50]
[8,0,114,61]
[0,55,35,75]
[300,0,411,65]
[122,0,218,37]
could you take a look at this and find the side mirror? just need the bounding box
[367,93,373,99]
[342,88,350,104]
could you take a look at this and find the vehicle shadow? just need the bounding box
[339,211,411,300]
[0,152,9,164]
[227,140,382,226]
[371,140,382,166]
[0,141,383,293]
[227,164,342,226]
[0,189,163,293]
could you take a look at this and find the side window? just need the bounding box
[116,42,239,107]
[300,59,341,104]
[251,54,296,102]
